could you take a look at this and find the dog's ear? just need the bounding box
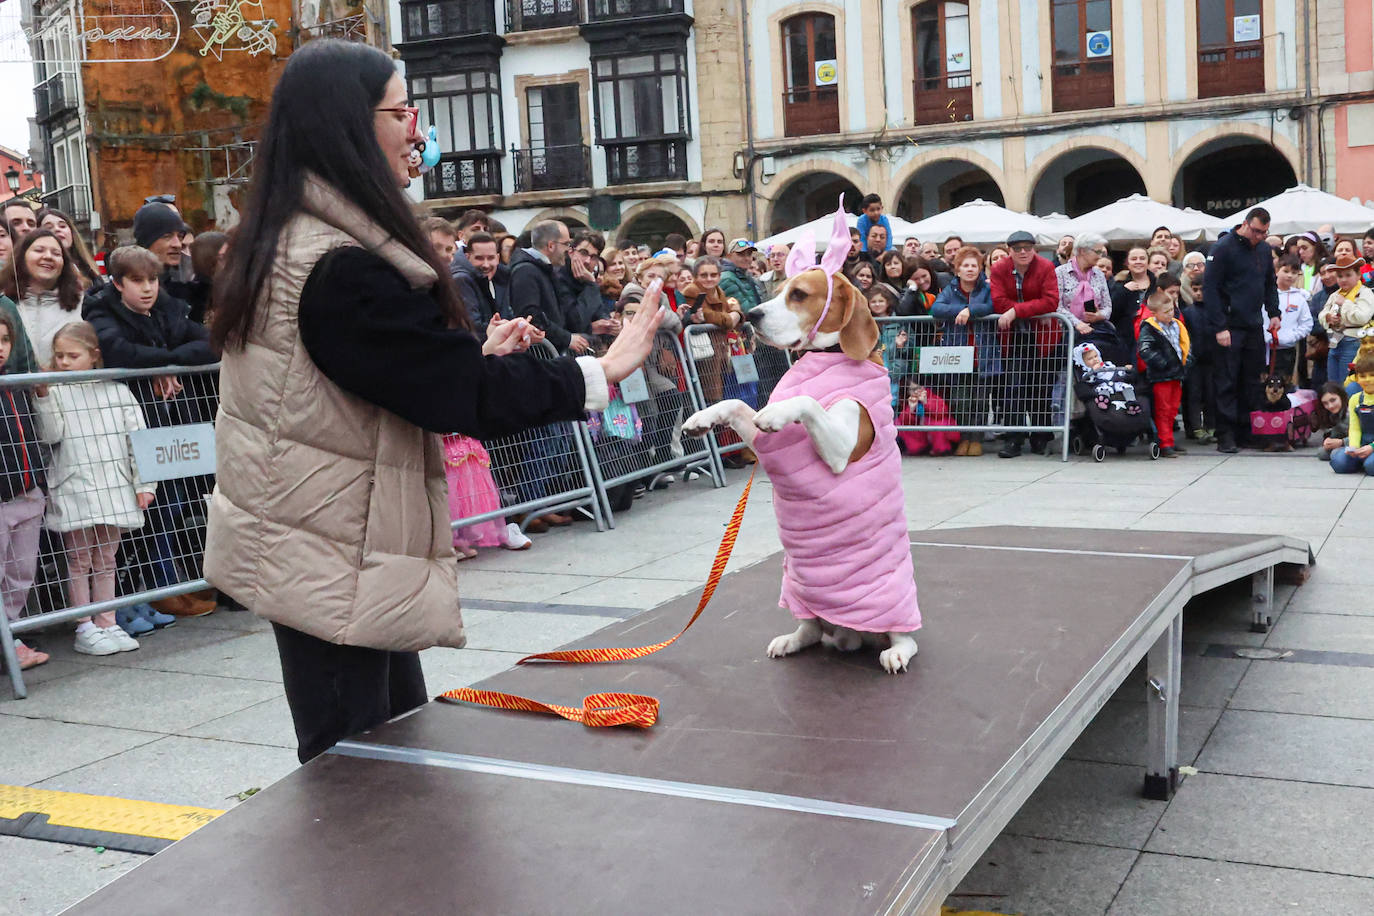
[833,275,879,360]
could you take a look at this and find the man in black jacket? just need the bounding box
[556,230,615,339]
[1202,207,1281,452]
[508,220,589,354]
[451,231,512,337]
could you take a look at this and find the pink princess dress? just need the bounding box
[751,352,921,634]
[443,434,509,551]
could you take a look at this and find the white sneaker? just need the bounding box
[73,627,122,656]
[103,626,140,652]
[501,523,532,551]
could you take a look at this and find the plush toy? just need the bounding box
[407,142,424,180]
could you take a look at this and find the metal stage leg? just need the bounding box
[1251,566,1274,633]
[1144,612,1182,800]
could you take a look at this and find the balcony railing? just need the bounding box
[505,0,580,31]
[602,137,686,185]
[1197,43,1264,98]
[424,152,502,198]
[586,0,683,19]
[33,71,78,123]
[1051,59,1114,112]
[40,184,91,222]
[512,144,592,192]
[400,0,497,41]
[912,73,973,125]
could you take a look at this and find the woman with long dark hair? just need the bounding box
[203,40,663,763]
[0,229,83,368]
[37,207,102,291]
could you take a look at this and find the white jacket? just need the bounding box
[16,292,81,369]
[34,380,155,532]
[1273,287,1313,349]
[1320,285,1374,343]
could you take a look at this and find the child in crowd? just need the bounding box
[0,313,49,669]
[1318,256,1374,388]
[443,433,532,559]
[856,194,894,253]
[1272,254,1313,381]
[1136,288,1191,457]
[868,284,906,408]
[33,322,155,655]
[1331,353,1374,474]
[896,381,959,457]
[1313,382,1349,461]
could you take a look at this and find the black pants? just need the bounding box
[272,622,428,764]
[1184,355,1216,434]
[1001,337,1063,445]
[1212,326,1266,440]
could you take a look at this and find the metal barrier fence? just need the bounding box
[449,341,606,539]
[876,314,1076,462]
[681,323,792,475]
[0,364,221,700]
[580,330,722,528]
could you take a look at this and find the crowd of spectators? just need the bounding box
[4,184,1373,670]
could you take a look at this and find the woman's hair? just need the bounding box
[0,229,83,311]
[1314,381,1349,428]
[697,227,726,254]
[212,39,468,351]
[191,231,230,280]
[1073,232,1107,255]
[846,261,875,284]
[1146,246,1170,264]
[692,255,722,277]
[952,245,984,269]
[36,206,100,285]
[636,253,678,283]
[499,235,517,261]
[877,249,909,282]
[51,320,103,368]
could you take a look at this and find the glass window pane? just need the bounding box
[914,8,939,82]
[599,80,618,137]
[1197,0,1226,46]
[1234,0,1260,16]
[409,77,427,96]
[433,97,454,149]
[785,22,809,89]
[430,74,464,93]
[945,5,971,75]
[1053,1,1079,61]
[1085,0,1111,33]
[473,94,490,149]
[618,55,654,74]
[814,16,836,59]
[659,73,679,133]
[618,79,638,135]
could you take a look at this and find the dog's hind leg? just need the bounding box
[824,626,863,652]
[879,632,918,673]
[766,618,823,659]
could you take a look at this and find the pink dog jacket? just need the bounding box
[751,351,921,633]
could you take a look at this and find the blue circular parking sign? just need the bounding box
[1087,32,1110,56]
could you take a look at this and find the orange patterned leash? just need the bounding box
[437,467,757,727]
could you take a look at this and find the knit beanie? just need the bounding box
[132,203,187,249]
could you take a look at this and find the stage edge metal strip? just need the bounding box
[909,541,1194,561]
[330,741,957,833]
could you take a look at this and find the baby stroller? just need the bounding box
[1069,344,1160,461]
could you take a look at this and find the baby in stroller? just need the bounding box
[1071,343,1160,460]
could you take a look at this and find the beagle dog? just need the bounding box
[684,269,920,673]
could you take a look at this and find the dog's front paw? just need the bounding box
[766,632,803,658]
[753,402,800,433]
[683,407,721,437]
[879,635,918,674]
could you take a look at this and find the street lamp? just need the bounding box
[4,167,18,194]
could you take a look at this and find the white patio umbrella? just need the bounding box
[756,212,921,252]
[901,199,1053,246]
[1064,194,1228,243]
[1224,184,1374,236]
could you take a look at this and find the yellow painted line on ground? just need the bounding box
[0,784,224,842]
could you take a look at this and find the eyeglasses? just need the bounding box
[376,105,420,135]
[1010,244,1035,253]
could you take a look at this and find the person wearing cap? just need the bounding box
[989,230,1062,457]
[719,238,762,313]
[131,202,192,303]
[1318,254,1374,390]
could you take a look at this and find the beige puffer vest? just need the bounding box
[203,176,465,652]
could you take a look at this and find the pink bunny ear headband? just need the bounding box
[784,198,852,344]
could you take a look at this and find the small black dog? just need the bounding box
[1256,372,1294,452]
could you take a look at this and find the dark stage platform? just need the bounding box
[64,527,1311,916]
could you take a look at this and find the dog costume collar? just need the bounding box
[783,199,852,344]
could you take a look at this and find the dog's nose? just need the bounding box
[745,307,765,324]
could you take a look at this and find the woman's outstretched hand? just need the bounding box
[482,316,534,356]
[598,279,667,383]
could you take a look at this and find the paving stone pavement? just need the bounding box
[3,447,1372,915]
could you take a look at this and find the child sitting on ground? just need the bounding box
[1313,382,1349,461]
[1273,254,1313,381]
[1136,288,1191,457]
[1331,353,1374,475]
[895,380,959,457]
[33,322,154,655]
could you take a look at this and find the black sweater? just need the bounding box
[1202,228,1280,333]
[298,247,586,439]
